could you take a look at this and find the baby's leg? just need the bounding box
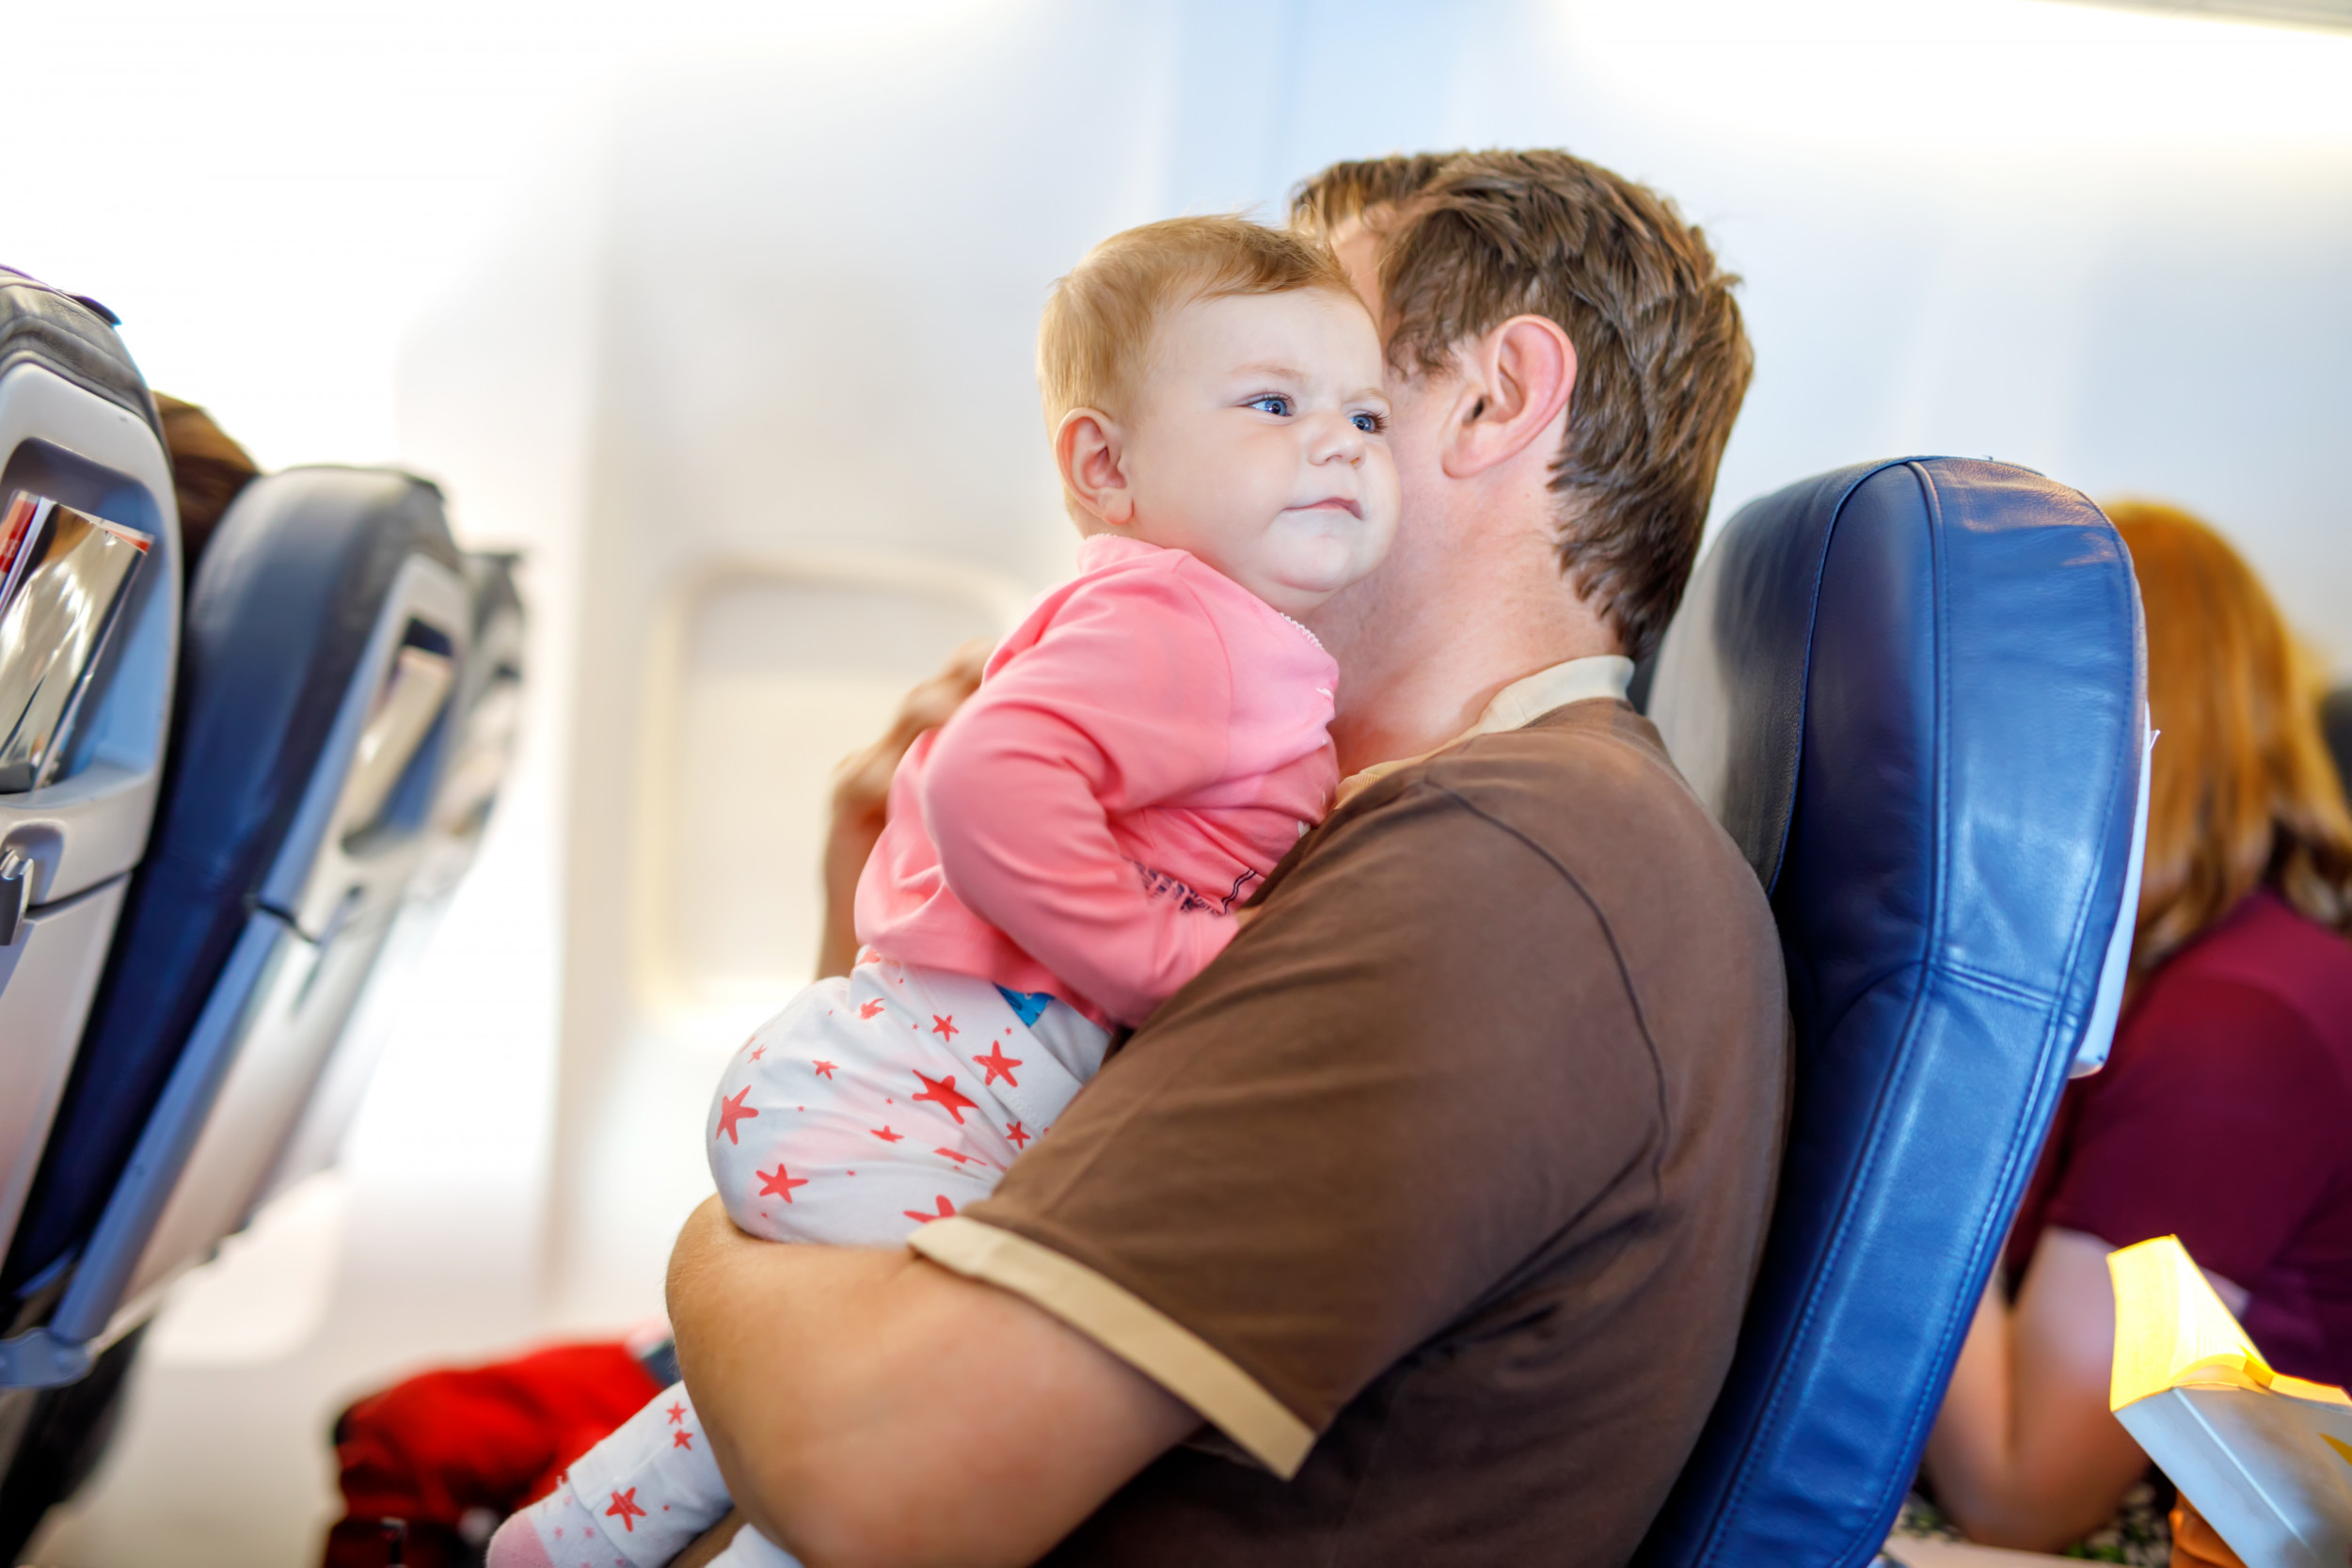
[485,1382,729,1568]
[497,963,1106,1568]
[706,961,1105,1248]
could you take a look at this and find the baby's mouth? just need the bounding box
[1290,498,1363,518]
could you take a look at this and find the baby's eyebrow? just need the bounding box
[1229,360,1314,384]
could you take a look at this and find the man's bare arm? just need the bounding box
[667,1198,1198,1568]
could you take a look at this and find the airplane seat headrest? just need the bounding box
[0,268,161,448]
[1636,458,2146,1568]
[1,467,459,1302]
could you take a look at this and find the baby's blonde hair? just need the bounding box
[1038,215,1363,432]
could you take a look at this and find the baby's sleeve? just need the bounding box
[918,566,1240,1027]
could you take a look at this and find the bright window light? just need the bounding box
[1561,0,2352,156]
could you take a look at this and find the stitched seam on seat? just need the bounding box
[1755,461,1903,898]
[1710,463,1949,1565]
[1677,457,1973,1562]
[1843,459,1968,1561]
[1931,959,2058,1009]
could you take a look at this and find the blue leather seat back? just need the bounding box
[1637,459,2144,1567]
[2,467,458,1312]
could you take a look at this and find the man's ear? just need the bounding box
[1055,408,1136,528]
[1438,314,1577,482]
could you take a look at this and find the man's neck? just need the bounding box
[1315,515,1620,775]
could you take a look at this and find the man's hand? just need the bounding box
[817,638,993,978]
[667,1198,1197,1568]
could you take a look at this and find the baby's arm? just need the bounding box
[920,568,1240,1027]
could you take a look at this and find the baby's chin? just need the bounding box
[1244,544,1379,613]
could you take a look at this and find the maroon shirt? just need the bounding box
[2009,889,2352,1386]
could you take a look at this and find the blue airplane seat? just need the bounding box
[0,467,469,1388]
[1635,458,2147,1568]
[0,270,181,1282]
[256,547,527,1204]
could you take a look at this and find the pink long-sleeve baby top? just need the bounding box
[854,534,1340,1028]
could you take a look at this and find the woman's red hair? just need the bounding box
[2114,501,2352,978]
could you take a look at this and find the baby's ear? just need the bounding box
[1055,408,1135,529]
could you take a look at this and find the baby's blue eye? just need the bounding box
[1249,394,1293,417]
[1351,411,1386,435]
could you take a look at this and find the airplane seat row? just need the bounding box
[0,274,525,1554]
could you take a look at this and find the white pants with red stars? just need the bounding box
[706,957,1109,1244]
[486,959,1108,1568]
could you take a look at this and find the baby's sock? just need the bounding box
[485,1382,733,1568]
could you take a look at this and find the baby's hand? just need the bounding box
[818,638,993,977]
[830,637,993,825]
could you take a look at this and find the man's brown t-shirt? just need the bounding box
[910,699,1788,1566]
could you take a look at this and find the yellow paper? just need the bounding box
[2107,1235,2276,1411]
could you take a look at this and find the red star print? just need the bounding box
[672,1428,694,1449]
[931,1013,959,1040]
[665,1402,685,1425]
[858,999,886,1021]
[934,1147,988,1167]
[913,1070,977,1123]
[872,1125,904,1143]
[714,1087,758,1145]
[749,1045,766,1061]
[757,1164,808,1201]
[607,1487,647,1531]
[972,1041,1022,1087]
[903,1196,956,1224]
[1007,1121,1030,1148]
[812,1059,837,1079]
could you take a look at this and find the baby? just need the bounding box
[489,214,1399,1568]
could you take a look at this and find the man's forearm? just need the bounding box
[667,1198,1196,1568]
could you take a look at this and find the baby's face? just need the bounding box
[1115,289,1400,617]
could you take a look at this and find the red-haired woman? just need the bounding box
[1917,503,2352,1563]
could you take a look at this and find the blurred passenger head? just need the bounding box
[1038,216,1396,616]
[1291,150,1752,663]
[2113,500,2352,976]
[151,392,259,574]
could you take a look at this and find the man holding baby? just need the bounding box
[666,149,1787,1568]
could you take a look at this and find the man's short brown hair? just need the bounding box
[1038,215,1361,432]
[1294,150,1753,662]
